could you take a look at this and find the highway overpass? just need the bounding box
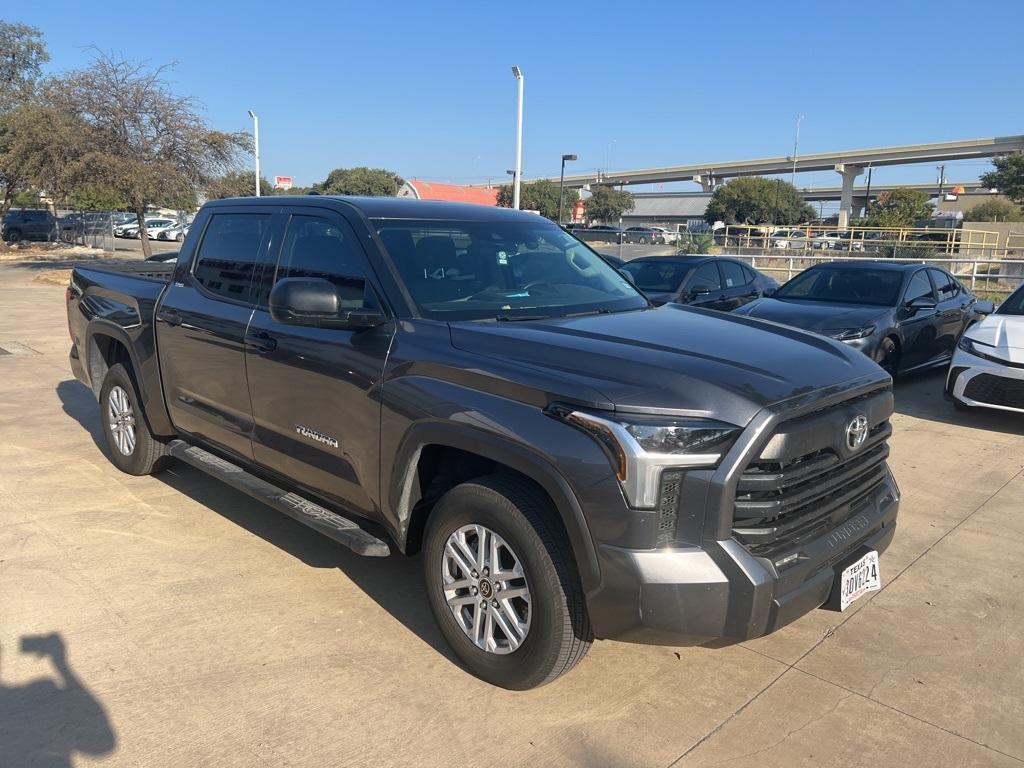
[533,135,1023,226]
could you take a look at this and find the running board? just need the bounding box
[168,440,390,557]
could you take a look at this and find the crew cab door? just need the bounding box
[896,268,940,370]
[244,208,393,518]
[718,260,759,311]
[155,207,277,461]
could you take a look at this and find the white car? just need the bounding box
[946,284,1024,413]
[157,223,190,242]
[131,218,177,239]
[771,230,807,249]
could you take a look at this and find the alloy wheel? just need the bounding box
[107,385,137,455]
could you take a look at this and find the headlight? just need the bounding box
[825,326,875,341]
[958,335,992,356]
[548,406,740,508]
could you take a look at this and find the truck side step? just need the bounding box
[167,440,390,557]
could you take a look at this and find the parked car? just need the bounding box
[60,213,111,242]
[771,229,807,249]
[946,282,1024,413]
[115,216,172,238]
[623,226,676,245]
[597,253,626,270]
[621,255,778,310]
[2,208,58,242]
[813,231,864,252]
[68,196,898,689]
[131,218,177,239]
[157,223,190,242]
[733,260,993,376]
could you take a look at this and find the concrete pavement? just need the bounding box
[0,261,1021,767]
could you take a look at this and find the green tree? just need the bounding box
[963,198,1023,222]
[69,185,127,211]
[704,177,812,225]
[314,167,403,196]
[42,52,249,257]
[864,188,934,228]
[495,179,579,220]
[0,22,49,215]
[980,152,1024,204]
[206,170,274,199]
[582,185,634,223]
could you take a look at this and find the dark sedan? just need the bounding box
[620,255,779,311]
[733,261,994,376]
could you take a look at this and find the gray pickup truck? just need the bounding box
[66,195,899,689]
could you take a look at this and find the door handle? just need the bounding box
[157,309,182,327]
[246,330,277,353]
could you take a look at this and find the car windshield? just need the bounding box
[774,267,904,306]
[997,284,1024,315]
[372,218,648,320]
[621,260,694,292]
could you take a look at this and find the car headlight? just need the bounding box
[958,335,992,356]
[548,406,740,508]
[825,326,875,341]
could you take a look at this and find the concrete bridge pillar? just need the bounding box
[694,174,717,192]
[836,164,864,228]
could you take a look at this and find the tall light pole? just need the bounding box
[558,153,577,224]
[247,110,261,197]
[791,113,803,187]
[511,66,524,209]
[605,139,617,180]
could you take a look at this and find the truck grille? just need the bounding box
[732,390,893,556]
[964,373,1024,409]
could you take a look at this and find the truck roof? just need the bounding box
[203,195,541,222]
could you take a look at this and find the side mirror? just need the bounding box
[269,278,385,329]
[906,296,937,311]
[974,300,995,315]
[690,284,712,295]
[763,285,777,297]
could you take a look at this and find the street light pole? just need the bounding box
[247,110,260,197]
[558,153,577,224]
[791,113,803,187]
[511,66,524,209]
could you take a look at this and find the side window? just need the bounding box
[904,270,935,304]
[192,213,270,302]
[720,261,749,288]
[689,262,722,293]
[929,268,960,302]
[741,264,758,284]
[275,215,376,310]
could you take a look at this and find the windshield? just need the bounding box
[372,218,647,320]
[621,260,694,292]
[997,284,1024,315]
[774,267,904,306]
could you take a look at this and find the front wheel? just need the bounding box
[875,336,901,379]
[423,475,592,689]
[100,364,170,475]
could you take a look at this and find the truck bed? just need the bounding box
[74,258,176,282]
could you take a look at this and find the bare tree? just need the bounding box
[45,52,249,256]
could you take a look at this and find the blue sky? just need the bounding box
[13,0,1023,196]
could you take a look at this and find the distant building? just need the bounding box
[620,192,713,230]
[398,180,499,206]
[934,190,1013,219]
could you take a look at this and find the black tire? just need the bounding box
[423,474,592,689]
[5,228,22,242]
[875,336,901,379]
[99,363,170,475]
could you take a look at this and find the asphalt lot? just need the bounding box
[108,235,180,256]
[1,259,1022,767]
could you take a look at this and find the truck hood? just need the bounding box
[450,304,882,426]
[965,313,1024,362]
[734,298,889,334]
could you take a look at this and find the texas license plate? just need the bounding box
[839,550,881,610]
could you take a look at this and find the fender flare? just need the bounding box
[390,420,602,594]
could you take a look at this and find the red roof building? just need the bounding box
[398,180,499,206]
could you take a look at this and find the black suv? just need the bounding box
[67,197,900,689]
[3,208,58,242]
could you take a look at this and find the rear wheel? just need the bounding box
[5,228,22,242]
[423,475,592,689]
[100,364,169,475]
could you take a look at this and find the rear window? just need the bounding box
[192,213,271,303]
[622,260,693,292]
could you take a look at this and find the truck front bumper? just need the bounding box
[586,471,899,645]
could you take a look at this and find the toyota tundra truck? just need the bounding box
[66,196,899,689]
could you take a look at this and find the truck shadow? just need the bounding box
[56,379,456,668]
[0,633,116,767]
[893,370,1024,435]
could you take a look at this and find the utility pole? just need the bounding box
[558,154,577,224]
[864,165,873,217]
[511,66,524,209]
[791,113,803,187]
[247,110,260,197]
[937,164,946,197]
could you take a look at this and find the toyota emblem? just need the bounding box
[845,415,869,451]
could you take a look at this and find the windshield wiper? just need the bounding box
[495,313,551,322]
